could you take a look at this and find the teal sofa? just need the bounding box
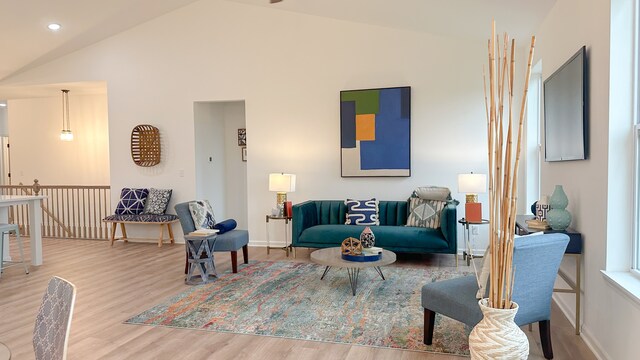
[292,200,457,255]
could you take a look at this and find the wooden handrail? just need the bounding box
[0,179,112,240]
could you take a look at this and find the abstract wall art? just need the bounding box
[340,86,411,177]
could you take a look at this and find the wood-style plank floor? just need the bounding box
[0,239,596,359]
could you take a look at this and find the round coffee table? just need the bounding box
[310,247,396,295]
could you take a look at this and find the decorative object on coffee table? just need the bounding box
[467,21,536,360]
[341,237,362,255]
[359,226,375,248]
[546,185,572,230]
[131,124,161,167]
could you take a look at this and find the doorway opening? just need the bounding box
[193,101,248,229]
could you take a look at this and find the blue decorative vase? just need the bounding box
[546,185,571,230]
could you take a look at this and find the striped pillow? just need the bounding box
[345,199,379,226]
[406,197,445,229]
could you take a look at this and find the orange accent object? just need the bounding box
[284,201,293,218]
[466,202,482,223]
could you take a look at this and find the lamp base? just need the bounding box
[276,192,287,217]
[466,202,482,223]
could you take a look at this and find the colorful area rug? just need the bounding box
[125,261,471,355]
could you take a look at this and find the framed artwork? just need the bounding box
[340,86,411,177]
[242,147,247,162]
[238,128,246,146]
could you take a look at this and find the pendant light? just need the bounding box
[60,89,73,141]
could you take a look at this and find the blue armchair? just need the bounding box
[174,202,249,273]
[422,233,569,359]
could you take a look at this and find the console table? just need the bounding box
[515,215,583,335]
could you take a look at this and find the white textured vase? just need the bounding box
[468,299,529,360]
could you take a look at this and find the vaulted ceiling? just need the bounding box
[0,0,556,90]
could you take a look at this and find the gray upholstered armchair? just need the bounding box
[174,202,249,273]
[422,233,569,359]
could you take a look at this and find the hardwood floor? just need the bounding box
[0,239,596,360]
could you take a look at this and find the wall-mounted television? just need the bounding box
[543,46,588,162]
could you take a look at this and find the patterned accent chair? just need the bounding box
[421,233,569,360]
[175,202,249,273]
[33,276,77,360]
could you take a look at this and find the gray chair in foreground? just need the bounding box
[175,202,249,273]
[422,233,569,359]
[33,276,77,360]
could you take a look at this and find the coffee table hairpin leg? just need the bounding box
[320,266,331,280]
[346,268,360,296]
[373,266,386,280]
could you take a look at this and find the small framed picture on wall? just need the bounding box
[242,147,247,162]
[238,128,246,146]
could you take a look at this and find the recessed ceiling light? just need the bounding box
[48,23,61,31]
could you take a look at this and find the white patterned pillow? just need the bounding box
[345,199,379,225]
[405,197,445,229]
[189,200,216,230]
[143,188,172,215]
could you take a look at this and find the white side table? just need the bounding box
[265,215,293,257]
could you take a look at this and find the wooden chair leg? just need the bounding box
[120,223,128,242]
[539,320,553,359]
[242,245,248,264]
[231,251,238,273]
[110,224,117,246]
[184,251,188,274]
[158,224,164,247]
[424,308,436,345]
[167,223,175,244]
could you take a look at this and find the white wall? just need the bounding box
[194,102,226,218]
[7,93,109,185]
[223,101,248,230]
[0,105,8,136]
[0,0,514,251]
[537,0,640,359]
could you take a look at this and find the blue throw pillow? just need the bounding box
[345,199,379,225]
[115,188,149,215]
[214,219,237,234]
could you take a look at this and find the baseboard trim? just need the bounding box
[552,295,609,360]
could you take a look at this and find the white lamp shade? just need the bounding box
[458,173,487,193]
[269,173,296,192]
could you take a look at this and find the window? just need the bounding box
[634,123,640,274]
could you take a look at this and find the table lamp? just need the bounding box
[458,173,487,223]
[269,173,296,216]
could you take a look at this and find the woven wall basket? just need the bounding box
[131,124,161,167]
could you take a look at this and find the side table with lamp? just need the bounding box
[267,173,296,256]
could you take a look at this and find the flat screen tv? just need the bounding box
[543,46,588,162]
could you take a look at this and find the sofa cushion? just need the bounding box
[115,188,149,215]
[345,199,379,225]
[143,188,172,215]
[104,214,178,222]
[189,200,216,230]
[406,197,445,229]
[298,224,449,250]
